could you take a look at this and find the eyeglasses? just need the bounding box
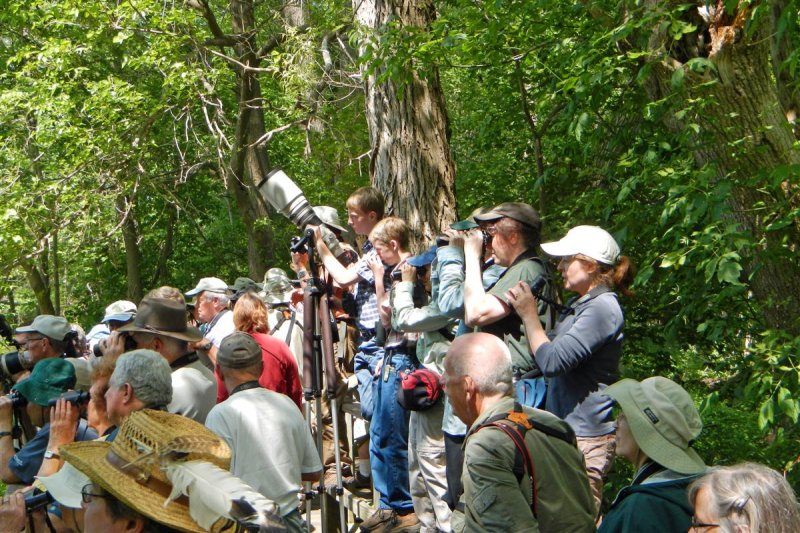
[20,337,45,348]
[81,484,112,504]
[689,518,720,530]
[485,223,516,236]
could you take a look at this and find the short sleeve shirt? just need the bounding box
[480,253,549,373]
[205,387,321,517]
[9,419,97,484]
[169,359,218,423]
[354,241,380,336]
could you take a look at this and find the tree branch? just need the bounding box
[185,0,230,43]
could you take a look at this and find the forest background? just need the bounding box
[1,0,799,499]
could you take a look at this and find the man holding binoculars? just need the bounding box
[0,358,96,489]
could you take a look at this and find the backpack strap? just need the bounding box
[471,402,577,518]
[270,308,290,336]
[284,310,297,346]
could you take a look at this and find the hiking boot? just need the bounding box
[381,511,420,533]
[359,509,396,532]
[343,470,372,491]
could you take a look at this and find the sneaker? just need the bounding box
[382,511,420,533]
[359,509,395,532]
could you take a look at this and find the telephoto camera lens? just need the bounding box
[0,350,32,377]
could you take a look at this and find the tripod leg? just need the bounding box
[329,397,348,533]
[319,295,349,533]
[304,402,314,532]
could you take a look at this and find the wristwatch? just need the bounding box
[200,341,213,352]
[44,450,60,460]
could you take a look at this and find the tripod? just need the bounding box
[295,229,348,533]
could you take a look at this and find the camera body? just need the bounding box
[92,333,137,358]
[290,235,304,252]
[24,489,54,513]
[435,230,492,255]
[48,390,90,408]
[6,390,28,409]
[0,350,33,377]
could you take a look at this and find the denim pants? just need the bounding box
[369,350,414,510]
[354,337,383,420]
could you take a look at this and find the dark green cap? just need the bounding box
[13,358,76,406]
[228,277,262,293]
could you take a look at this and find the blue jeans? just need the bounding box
[369,351,414,510]
[354,338,383,420]
[515,377,547,408]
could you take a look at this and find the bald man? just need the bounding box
[441,333,595,533]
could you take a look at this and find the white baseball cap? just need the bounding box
[541,225,620,265]
[102,300,137,323]
[185,277,229,297]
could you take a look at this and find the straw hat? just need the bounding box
[60,409,231,533]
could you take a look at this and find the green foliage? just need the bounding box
[360,0,800,487]
[1,0,800,495]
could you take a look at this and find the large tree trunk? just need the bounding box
[221,0,275,280]
[642,1,800,333]
[117,195,144,302]
[353,0,457,248]
[20,258,55,316]
[770,0,800,135]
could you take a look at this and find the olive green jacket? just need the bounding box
[453,397,596,533]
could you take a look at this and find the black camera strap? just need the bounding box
[170,352,199,370]
[27,506,57,533]
[230,380,262,396]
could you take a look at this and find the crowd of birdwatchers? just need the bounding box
[0,185,798,533]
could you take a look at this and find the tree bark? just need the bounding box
[151,204,177,287]
[770,0,800,135]
[51,229,60,316]
[642,1,800,333]
[353,0,458,248]
[20,258,55,316]
[220,0,275,280]
[117,194,144,302]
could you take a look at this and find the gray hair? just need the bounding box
[447,333,514,397]
[688,462,800,533]
[204,291,230,307]
[109,349,173,409]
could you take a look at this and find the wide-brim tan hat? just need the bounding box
[606,377,706,475]
[119,297,202,342]
[61,409,232,533]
